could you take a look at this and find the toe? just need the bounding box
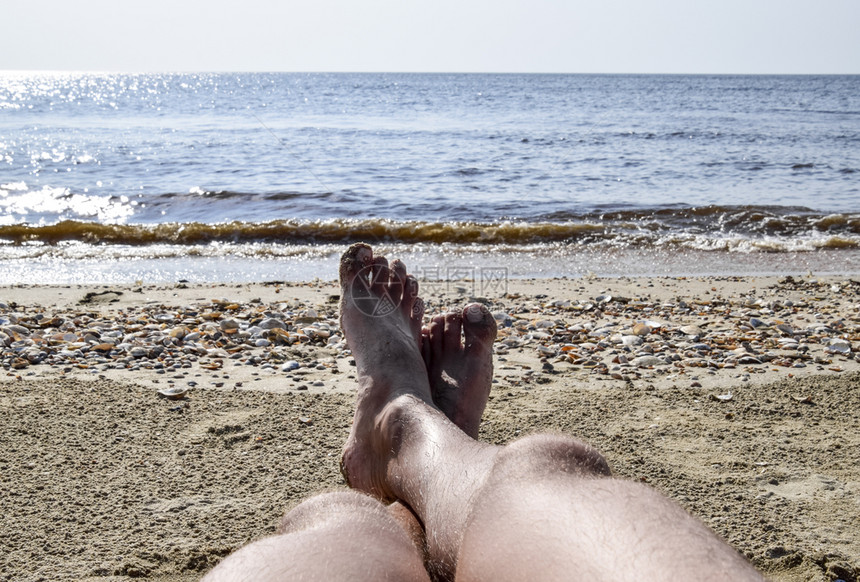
[371,257,390,294]
[443,311,463,351]
[388,259,407,306]
[402,276,423,326]
[391,259,408,283]
[429,314,445,360]
[462,303,497,351]
[339,243,372,292]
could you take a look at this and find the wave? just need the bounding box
[0,219,607,245]
[0,206,857,253]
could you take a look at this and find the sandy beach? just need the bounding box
[1,274,858,581]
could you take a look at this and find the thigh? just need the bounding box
[455,435,763,582]
[204,491,430,582]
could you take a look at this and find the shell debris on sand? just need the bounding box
[0,291,347,388]
[484,276,860,389]
[0,276,858,391]
[157,386,189,400]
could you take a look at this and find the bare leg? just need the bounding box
[339,243,764,582]
[202,491,430,582]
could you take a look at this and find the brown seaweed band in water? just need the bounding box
[0,209,857,248]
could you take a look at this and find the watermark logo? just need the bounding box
[350,265,508,317]
[349,264,402,317]
[418,266,509,297]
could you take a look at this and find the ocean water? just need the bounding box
[0,72,858,284]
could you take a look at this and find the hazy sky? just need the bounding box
[3,0,858,74]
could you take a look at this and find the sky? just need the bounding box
[2,0,858,74]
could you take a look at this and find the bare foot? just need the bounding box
[339,243,437,500]
[421,304,497,439]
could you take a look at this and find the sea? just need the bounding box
[1,72,858,285]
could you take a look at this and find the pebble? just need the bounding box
[260,318,287,330]
[632,323,652,336]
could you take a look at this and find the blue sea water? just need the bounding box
[0,72,858,283]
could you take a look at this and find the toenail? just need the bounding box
[465,305,485,323]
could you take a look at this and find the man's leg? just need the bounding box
[339,243,764,582]
[201,260,494,582]
[202,491,430,582]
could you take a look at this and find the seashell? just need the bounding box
[711,393,733,402]
[679,325,703,338]
[775,323,795,336]
[492,312,513,324]
[157,386,189,400]
[630,355,666,367]
[826,339,851,354]
[130,346,149,358]
[169,326,190,339]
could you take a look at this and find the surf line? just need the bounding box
[250,112,334,194]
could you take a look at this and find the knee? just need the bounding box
[491,433,611,481]
[279,490,390,534]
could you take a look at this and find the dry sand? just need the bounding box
[1,275,858,582]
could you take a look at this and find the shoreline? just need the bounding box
[1,275,859,581]
[2,246,859,285]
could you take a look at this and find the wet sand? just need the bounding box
[1,275,858,581]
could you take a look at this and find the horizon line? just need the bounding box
[2,69,859,76]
